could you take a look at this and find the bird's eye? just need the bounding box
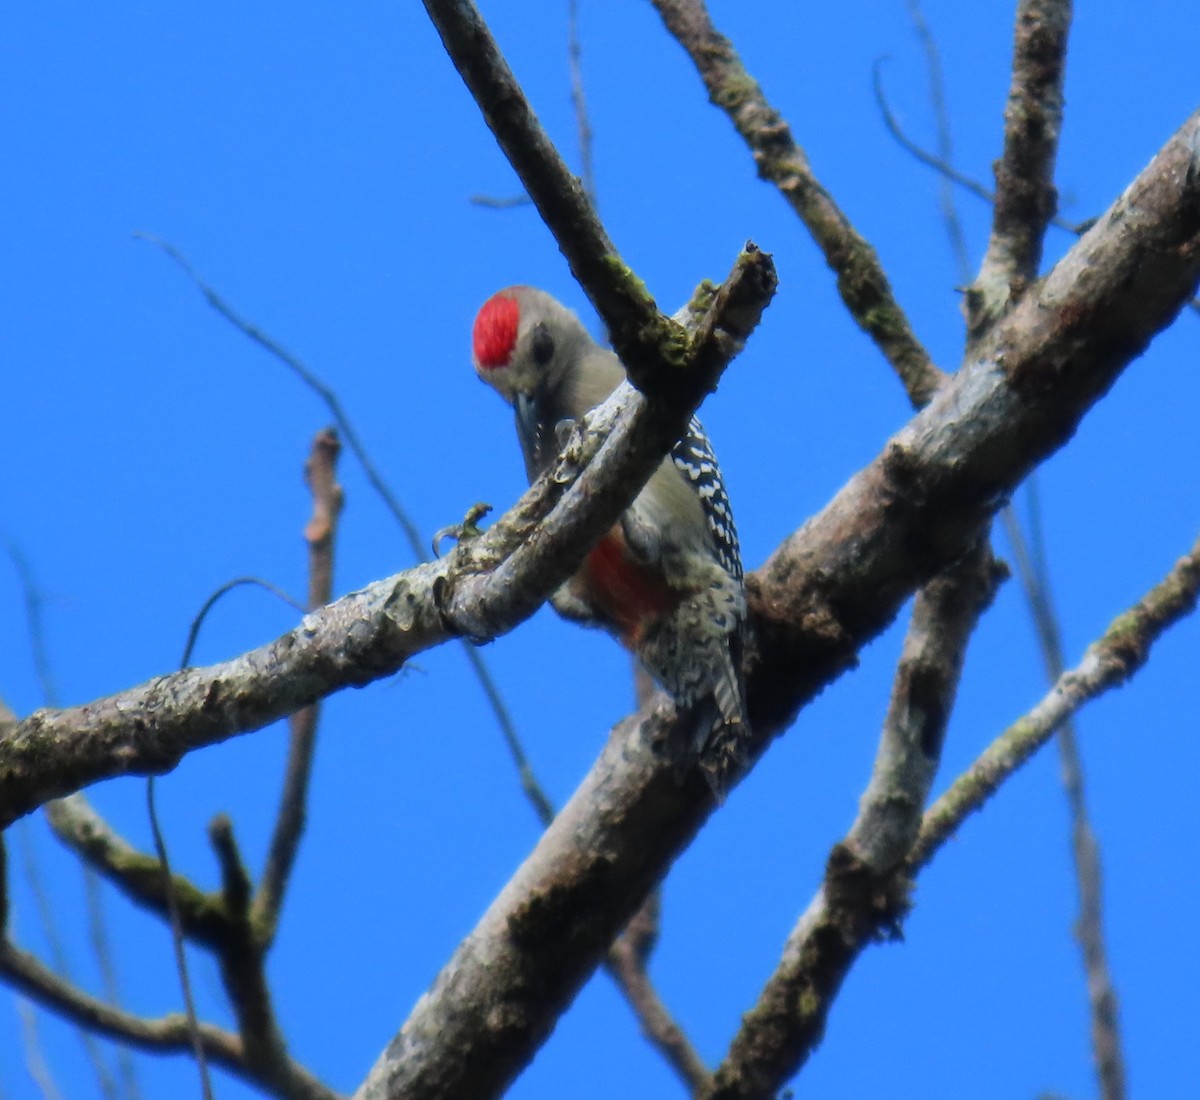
[531,323,555,367]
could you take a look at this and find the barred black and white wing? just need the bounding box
[671,416,743,582]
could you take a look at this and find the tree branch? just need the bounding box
[422,0,686,397]
[704,541,1002,1098]
[971,0,1073,333]
[0,941,337,1100]
[253,428,344,944]
[0,246,773,828]
[606,893,710,1094]
[910,531,1200,868]
[352,112,1200,1100]
[650,0,945,407]
[1000,502,1127,1099]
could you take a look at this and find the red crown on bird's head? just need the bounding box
[472,289,525,370]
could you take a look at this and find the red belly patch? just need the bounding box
[584,528,679,646]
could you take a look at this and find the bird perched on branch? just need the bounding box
[471,286,749,787]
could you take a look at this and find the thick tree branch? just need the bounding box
[0,247,773,828]
[352,112,1200,1100]
[748,110,1200,738]
[650,0,945,407]
[971,0,1073,332]
[704,541,1002,1099]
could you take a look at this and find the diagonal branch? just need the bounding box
[704,541,1002,1098]
[909,531,1200,868]
[2,110,1197,1100]
[606,892,710,1094]
[1001,503,1127,1100]
[0,941,338,1100]
[350,115,1200,1100]
[423,0,685,397]
[970,0,1073,333]
[650,0,945,407]
[0,246,774,828]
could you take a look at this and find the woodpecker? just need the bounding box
[471,286,748,778]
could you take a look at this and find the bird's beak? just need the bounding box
[514,391,538,454]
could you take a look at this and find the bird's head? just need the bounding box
[471,286,592,405]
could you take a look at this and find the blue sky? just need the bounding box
[2,3,1198,1098]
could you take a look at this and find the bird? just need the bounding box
[471,285,749,786]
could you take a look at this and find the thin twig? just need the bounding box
[605,893,711,1094]
[1001,499,1127,1100]
[5,543,127,1100]
[16,996,63,1100]
[468,193,532,209]
[872,60,1082,236]
[145,778,214,1100]
[910,532,1200,868]
[253,428,344,943]
[567,0,597,207]
[137,233,556,830]
[650,0,945,407]
[84,870,144,1100]
[873,63,1200,319]
[904,1,971,277]
[179,577,305,668]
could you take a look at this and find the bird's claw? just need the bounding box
[432,502,493,557]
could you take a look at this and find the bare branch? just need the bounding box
[423,0,685,395]
[1,553,131,1098]
[971,0,1073,333]
[606,894,710,1094]
[352,113,1200,1100]
[145,778,213,1100]
[911,531,1200,868]
[45,795,229,948]
[1,246,773,827]
[253,428,344,943]
[904,1,971,278]
[0,940,339,1100]
[650,0,946,407]
[704,541,1002,1098]
[567,0,597,206]
[872,61,1084,237]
